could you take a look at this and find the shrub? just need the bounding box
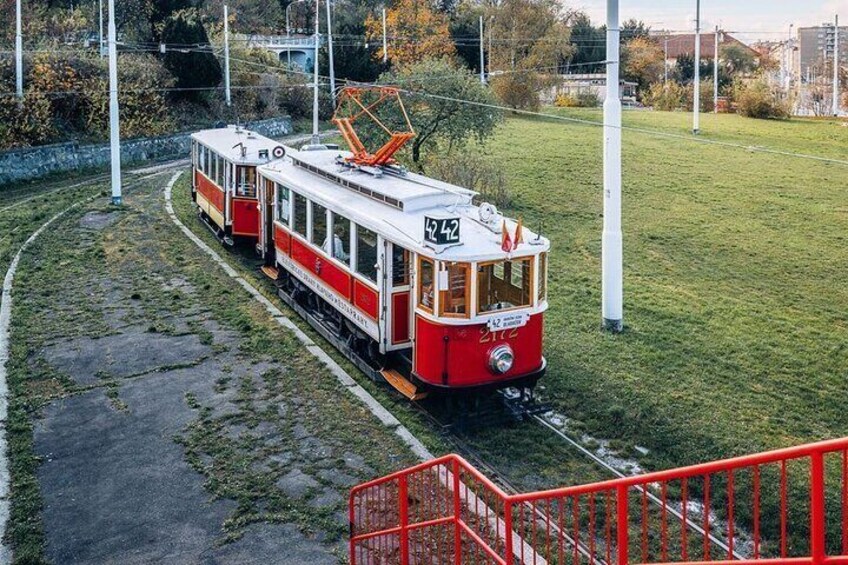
[554,91,600,108]
[644,82,687,111]
[424,149,510,209]
[734,78,790,120]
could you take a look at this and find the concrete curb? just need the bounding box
[163,171,435,463]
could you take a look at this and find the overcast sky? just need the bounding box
[574,0,848,42]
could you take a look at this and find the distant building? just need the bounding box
[539,74,638,106]
[797,23,848,76]
[650,31,759,65]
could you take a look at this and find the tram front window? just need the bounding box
[477,258,533,313]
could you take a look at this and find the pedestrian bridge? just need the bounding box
[235,34,325,72]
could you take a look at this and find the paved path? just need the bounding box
[5,172,426,563]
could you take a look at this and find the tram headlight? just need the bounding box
[489,345,515,374]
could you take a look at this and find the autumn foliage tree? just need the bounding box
[622,36,665,94]
[364,0,455,66]
[487,0,573,110]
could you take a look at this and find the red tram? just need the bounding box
[190,92,549,399]
[190,125,285,245]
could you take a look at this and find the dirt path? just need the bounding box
[7,173,420,563]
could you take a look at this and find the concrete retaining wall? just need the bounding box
[0,116,292,187]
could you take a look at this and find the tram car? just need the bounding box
[190,125,286,245]
[253,88,549,400]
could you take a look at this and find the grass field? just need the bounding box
[478,110,848,471]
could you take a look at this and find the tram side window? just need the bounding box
[439,262,470,318]
[418,257,434,312]
[275,184,290,223]
[311,202,328,246]
[329,212,351,264]
[203,146,210,176]
[216,155,225,188]
[477,258,533,313]
[391,245,410,286]
[292,192,307,236]
[355,225,378,283]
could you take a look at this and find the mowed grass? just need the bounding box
[484,111,848,470]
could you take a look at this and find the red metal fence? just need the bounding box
[349,437,848,565]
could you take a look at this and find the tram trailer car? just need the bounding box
[190,126,285,245]
[254,147,550,399]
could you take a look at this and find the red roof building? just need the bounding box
[651,31,759,63]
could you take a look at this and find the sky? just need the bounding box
[574,0,848,43]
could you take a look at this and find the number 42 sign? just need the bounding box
[424,216,461,247]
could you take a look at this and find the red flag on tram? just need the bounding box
[501,220,512,252]
[513,217,524,250]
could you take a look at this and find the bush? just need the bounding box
[644,82,687,111]
[424,149,510,209]
[734,78,790,120]
[554,91,600,108]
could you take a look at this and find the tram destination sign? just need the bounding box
[424,216,461,246]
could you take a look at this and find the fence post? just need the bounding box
[811,452,826,564]
[454,459,463,565]
[617,485,629,565]
[399,475,409,565]
[504,499,514,565]
[349,491,357,565]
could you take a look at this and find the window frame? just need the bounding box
[537,252,548,305]
[438,261,471,319]
[354,223,379,285]
[475,256,535,315]
[310,201,328,246]
[417,255,435,314]
[292,191,308,237]
[329,211,352,268]
[275,183,291,223]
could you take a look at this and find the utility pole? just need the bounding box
[15,0,22,98]
[107,0,121,205]
[326,0,336,104]
[311,0,320,145]
[479,15,485,84]
[602,0,622,333]
[99,0,104,57]
[382,8,387,64]
[223,5,231,107]
[714,26,719,113]
[834,15,840,116]
[693,0,701,133]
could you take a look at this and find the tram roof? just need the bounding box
[258,147,550,262]
[190,125,279,166]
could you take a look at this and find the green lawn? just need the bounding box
[482,110,848,470]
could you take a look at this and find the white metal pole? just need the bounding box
[693,0,701,133]
[714,26,719,113]
[382,8,387,64]
[312,0,320,145]
[107,0,121,205]
[479,15,485,84]
[99,0,104,58]
[15,0,23,98]
[326,0,336,104]
[834,15,840,116]
[223,5,231,107]
[602,0,623,332]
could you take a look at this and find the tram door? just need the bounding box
[384,242,412,351]
[257,177,275,264]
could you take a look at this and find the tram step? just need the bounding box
[260,265,279,280]
[380,369,428,401]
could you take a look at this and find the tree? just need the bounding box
[161,8,222,100]
[622,36,664,94]
[367,58,502,165]
[487,0,573,109]
[566,12,605,73]
[621,18,650,40]
[364,0,455,66]
[319,0,387,82]
[720,43,757,76]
